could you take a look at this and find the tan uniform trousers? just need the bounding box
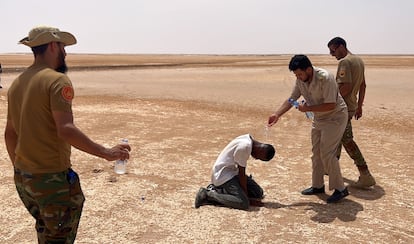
[311,110,348,191]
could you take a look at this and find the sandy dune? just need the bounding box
[0,54,413,243]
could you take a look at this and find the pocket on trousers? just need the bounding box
[66,169,85,206]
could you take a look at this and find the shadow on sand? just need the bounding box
[261,199,364,223]
[343,177,385,200]
[258,178,385,223]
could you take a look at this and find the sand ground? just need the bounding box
[0,54,413,243]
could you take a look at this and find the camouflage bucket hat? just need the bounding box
[19,26,76,47]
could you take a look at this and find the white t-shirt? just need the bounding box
[211,134,253,186]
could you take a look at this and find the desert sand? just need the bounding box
[0,54,413,243]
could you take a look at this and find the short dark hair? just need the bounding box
[288,55,312,71]
[31,43,49,57]
[327,37,347,48]
[263,144,275,161]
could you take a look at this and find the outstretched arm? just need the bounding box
[268,99,292,126]
[52,111,130,161]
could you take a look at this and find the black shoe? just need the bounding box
[301,186,325,195]
[327,187,349,203]
[195,188,208,208]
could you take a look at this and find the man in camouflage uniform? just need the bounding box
[4,26,131,243]
[327,37,376,188]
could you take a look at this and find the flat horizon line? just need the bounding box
[1,52,414,56]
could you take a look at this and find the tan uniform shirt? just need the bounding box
[7,64,74,173]
[336,54,365,114]
[290,67,347,120]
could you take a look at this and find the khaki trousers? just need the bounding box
[311,110,348,191]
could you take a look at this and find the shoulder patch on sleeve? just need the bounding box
[61,86,74,102]
[339,69,346,78]
[316,68,328,81]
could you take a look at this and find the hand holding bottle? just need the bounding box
[288,98,314,120]
[114,139,130,174]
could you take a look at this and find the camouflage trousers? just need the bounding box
[336,117,367,167]
[14,168,85,244]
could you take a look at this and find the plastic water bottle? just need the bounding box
[288,98,300,108]
[301,100,314,120]
[288,98,314,120]
[114,138,129,174]
[305,110,314,120]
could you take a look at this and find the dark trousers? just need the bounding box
[207,175,263,210]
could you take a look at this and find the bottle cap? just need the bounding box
[121,138,129,144]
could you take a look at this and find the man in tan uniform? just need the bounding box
[328,37,376,188]
[4,26,131,243]
[268,55,348,203]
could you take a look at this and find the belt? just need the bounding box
[14,168,71,178]
[14,168,34,178]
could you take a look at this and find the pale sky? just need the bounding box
[1,0,413,54]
